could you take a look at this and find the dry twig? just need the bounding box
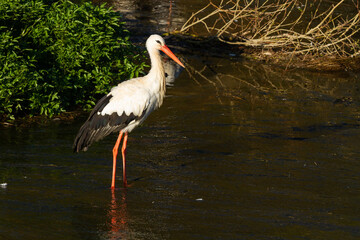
[180,0,360,58]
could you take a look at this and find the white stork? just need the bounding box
[73,34,185,188]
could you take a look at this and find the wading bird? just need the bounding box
[73,34,185,188]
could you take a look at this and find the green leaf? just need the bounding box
[0,0,146,122]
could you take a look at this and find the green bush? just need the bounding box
[0,0,146,121]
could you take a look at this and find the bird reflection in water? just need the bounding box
[107,188,129,239]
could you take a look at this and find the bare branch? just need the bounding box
[180,0,360,58]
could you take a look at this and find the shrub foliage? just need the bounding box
[0,0,146,120]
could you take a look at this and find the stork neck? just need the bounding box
[146,48,166,106]
[147,49,166,89]
[148,49,164,76]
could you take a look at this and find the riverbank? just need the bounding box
[164,33,360,72]
[178,0,360,72]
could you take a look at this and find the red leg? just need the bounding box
[112,131,123,189]
[121,132,128,187]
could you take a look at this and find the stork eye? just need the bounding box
[156,40,161,45]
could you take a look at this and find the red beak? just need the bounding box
[161,45,185,68]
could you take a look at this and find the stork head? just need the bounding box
[146,34,166,51]
[146,34,185,68]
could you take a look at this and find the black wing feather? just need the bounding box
[73,94,139,152]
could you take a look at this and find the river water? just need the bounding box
[1,1,360,239]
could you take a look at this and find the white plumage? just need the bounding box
[100,81,152,132]
[73,34,185,188]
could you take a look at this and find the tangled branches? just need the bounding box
[180,0,360,58]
